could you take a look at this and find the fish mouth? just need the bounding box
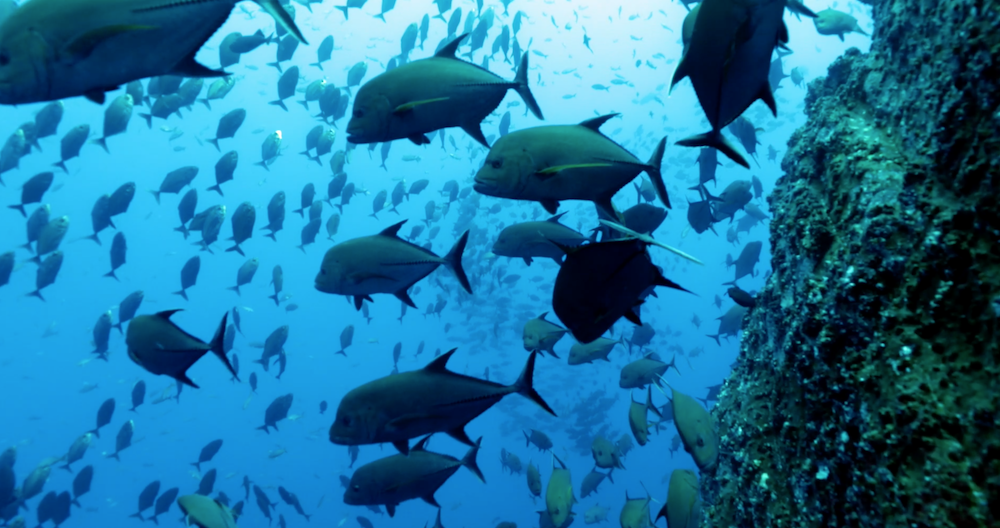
[472,178,495,195]
[329,435,351,445]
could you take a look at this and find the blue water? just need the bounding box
[0,0,871,526]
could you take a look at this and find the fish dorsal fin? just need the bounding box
[424,348,457,372]
[537,312,549,321]
[579,113,619,132]
[413,435,432,451]
[379,220,407,238]
[155,309,183,320]
[435,33,469,58]
[553,454,566,469]
[546,212,567,223]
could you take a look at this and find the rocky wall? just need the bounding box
[701,0,1000,526]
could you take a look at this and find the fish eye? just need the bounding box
[321,269,327,275]
[340,416,351,426]
[489,158,503,169]
[352,485,360,491]
[353,109,365,118]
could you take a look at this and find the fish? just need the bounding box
[346,33,542,148]
[671,0,801,167]
[125,310,235,387]
[813,8,868,41]
[491,213,588,265]
[552,238,689,344]
[671,386,718,470]
[657,469,702,528]
[343,435,484,517]
[628,386,662,446]
[545,455,574,528]
[330,349,554,454]
[177,494,240,528]
[0,0,303,105]
[474,114,670,217]
[522,312,567,358]
[315,220,472,309]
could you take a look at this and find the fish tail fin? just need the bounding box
[645,136,671,209]
[108,452,120,461]
[226,285,241,295]
[224,244,244,257]
[207,184,223,196]
[72,498,81,508]
[210,312,238,381]
[460,437,486,483]
[335,5,349,18]
[91,137,109,153]
[104,270,119,281]
[707,334,721,346]
[149,190,161,204]
[139,113,152,129]
[444,230,472,294]
[676,131,749,169]
[173,225,190,239]
[207,138,220,152]
[199,98,211,110]
[256,0,307,43]
[27,289,45,301]
[513,54,543,120]
[269,293,279,306]
[113,322,123,334]
[268,100,289,112]
[514,352,556,416]
[53,160,68,173]
[173,289,188,301]
[7,203,25,217]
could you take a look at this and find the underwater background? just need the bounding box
[0,0,874,526]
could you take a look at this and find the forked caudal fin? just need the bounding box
[513,351,557,417]
[513,54,543,120]
[676,130,750,169]
[209,312,238,381]
[444,230,473,294]
[460,437,486,483]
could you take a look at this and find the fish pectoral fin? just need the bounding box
[393,97,450,114]
[535,163,614,178]
[64,24,157,60]
[385,503,397,517]
[348,272,394,284]
[385,413,439,432]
